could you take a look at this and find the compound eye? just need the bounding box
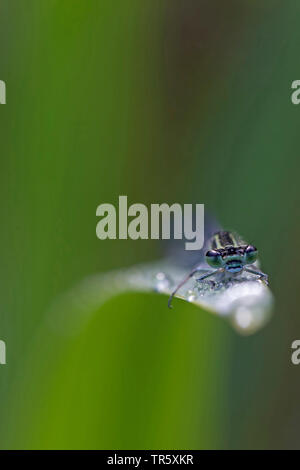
[244,245,258,264]
[205,250,223,268]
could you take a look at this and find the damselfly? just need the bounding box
[168,230,268,308]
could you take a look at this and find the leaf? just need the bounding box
[47,259,273,336]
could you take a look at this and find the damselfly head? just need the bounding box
[206,245,250,273]
[206,231,259,273]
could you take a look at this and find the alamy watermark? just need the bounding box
[0,340,6,365]
[0,80,6,104]
[291,340,300,365]
[96,196,204,250]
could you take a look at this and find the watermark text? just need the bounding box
[0,340,6,365]
[96,196,204,250]
[0,80,6,104]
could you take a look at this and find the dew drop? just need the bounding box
[154,272,171,293]
[186,289,196,302]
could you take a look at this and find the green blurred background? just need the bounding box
[0,0,300,449]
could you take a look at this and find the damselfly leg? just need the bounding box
[168,268,219,308]
[244,267,269,285]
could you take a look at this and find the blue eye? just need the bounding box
[205,250,224,268]
[244,245,258,264]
